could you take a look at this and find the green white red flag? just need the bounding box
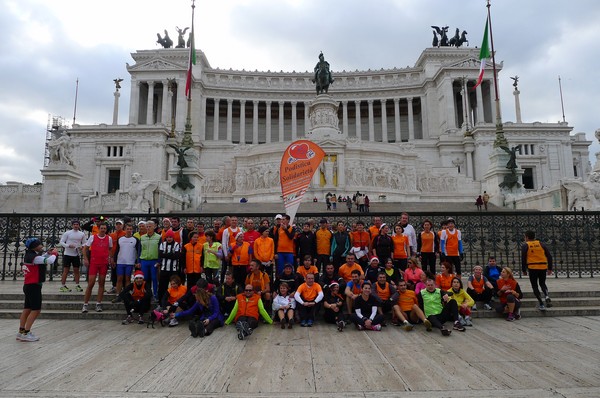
[473,17,490,90]
[185,11,196,98]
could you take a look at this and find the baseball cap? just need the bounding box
[275,214,283,220]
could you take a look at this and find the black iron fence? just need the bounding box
[1,211,599,281]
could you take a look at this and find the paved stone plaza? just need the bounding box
[1,279,599,397]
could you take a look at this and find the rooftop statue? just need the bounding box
[113,78,123,91]
[448,28,468,47]
[510,75,519,89]
[312,52,334,95]
[431,26,449,47]
[156,30,173,48]
[175,26,189,48]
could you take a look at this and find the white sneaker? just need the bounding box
[464,316,473,326]
[169,318,179,327]
[95,303,103,312]
[372,324,382,331]
[471,304,478,311]
[82,303,89,313]
[20,332,39,342]
[483,303,493,311]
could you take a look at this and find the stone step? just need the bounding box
[470,306,600,318]
[0,308,125,321]
[0,300,124,311]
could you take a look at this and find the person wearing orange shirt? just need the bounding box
[274,215,296,275]
[315,218,333,273]
[253,226,275,278]
[225,284,273,340]
[229,232,253,287]
[294,273,324,327]
[222,216,242,257]
[349,220,370,270]
[417,219,438,274]
[182,231,203,289]
[392,224,410,271]
[372,272,399,324]
[338,253,364,283]
[440,217,463,276]
[195,222,207,247]
[368,216,383,246]
[245,259,271,304]
[395,279,431,330]
[435,261,455,291]
[344,269,364,314]
[296,255,319,283]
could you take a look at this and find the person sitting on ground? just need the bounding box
[296,254,319,284]
[272,282,296,329]
[119,271,152,325]
[217,271,241,317]
[395,280,431,331]
[372,271,399,326]
[418,278,465,336]
[173,280,223,338]
[447,277,475,326]
[344,269,364,314]
[161,275,188,327]
[404,257,424,290]
[435,261,455,291]
[245,259,271,306]
[350,281,384,331]
[415,271,432,295]
[323,282,347,331]
[17,238,57,342]
[496,267,522,321]
[382,258,402,287]
[273,263,297,297]
[364,256,384,284]
[294,273,324,327]
[467,265,495,311]
[225,284,273,340]
[483,256,502,291]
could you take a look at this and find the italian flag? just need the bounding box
[473,17,490,90]
[185,26,196,98]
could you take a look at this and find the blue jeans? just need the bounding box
[276,253,294,275]
[140,259,158,298]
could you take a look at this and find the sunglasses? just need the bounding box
[244,289,254,292]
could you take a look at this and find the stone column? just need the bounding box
[367,100,374,142]
[213,98,220,141]
[304,101,310,137]
[465,146,474,179]
[514,88,522,123]
[303,102,310,137]
[380,99,387,142]
[200,96,207,140]
[253,100,259,144]
[342,101,349,137]
[226,99,233,142]
[407,97,415,141]
[291,101,297,141]
[445,78,456,129]
[420,95,428,139]
[464,80,472,130]
[161,81,169,124]
[475,84,484,124]
[278,101,285,142]
[146,81,155,125]
[354,100,362,140]
[112,90,120,125]
[240,100,246,145]
[129,79,139,124]
[394,98,401,142]
[266,101,272,143]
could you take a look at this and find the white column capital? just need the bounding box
[407,97,413,103]
[253,100,260,106]
[393,98,400,104]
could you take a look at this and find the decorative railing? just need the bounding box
[1,211,598,280]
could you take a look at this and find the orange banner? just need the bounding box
[280,140,325,223]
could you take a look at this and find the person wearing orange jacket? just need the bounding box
[225,284,272,340]
[182,231,203,288]
[230,232,253,287]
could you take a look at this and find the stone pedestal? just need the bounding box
[306,94,345,140]
[41,166,83,212]
[483,148,524,207]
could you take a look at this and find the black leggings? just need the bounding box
[528,269,549,304]
[420,252,437,274]
[427,299,459,329]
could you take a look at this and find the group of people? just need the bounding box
[17,212,554,342]
[323,192,370,213]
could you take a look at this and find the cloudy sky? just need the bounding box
[1,0,599,184]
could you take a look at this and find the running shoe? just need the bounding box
[514,313,522,320]
[138,315,145,324]
[453,321,466,331]
[59,286,71,292]
[300,320,307,327]
[506,313,515,321]
[471,304,477,312]
[288,319,294,329]
[483,303,493,311]
[75,285,84,292]
[16,332,26,341]
[372,324,382,331]
[95,303,103,312]
[81,303,89,313]
[20,332,40,342]
[357,324,365,331]
[122,315,134,325]
[536,303,547,311]
[423,319,433,331]
[402,321,414,331]
[280,321,286,329]
[107,287,117,294]
[169,318,179,327]
[545,296,553,308]
[307,319,313,327]
[464,316,473,326]
[441,327,451,336]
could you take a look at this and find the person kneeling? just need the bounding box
[161,275,188,327]
[225,284,273,340]
[119,271,152,324]
[350,282,384,331]
[323,282,347,331]
[173,280,223,337]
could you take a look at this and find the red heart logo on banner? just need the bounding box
[289,143,310,160]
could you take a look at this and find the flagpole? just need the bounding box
[487,0,507,147]
[558,75,566,123]
[72,78,79,126]
[182,0,196,147]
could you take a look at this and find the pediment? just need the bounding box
[446,57,481,69]
[312,138,347,149]
[127,58,185,72]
